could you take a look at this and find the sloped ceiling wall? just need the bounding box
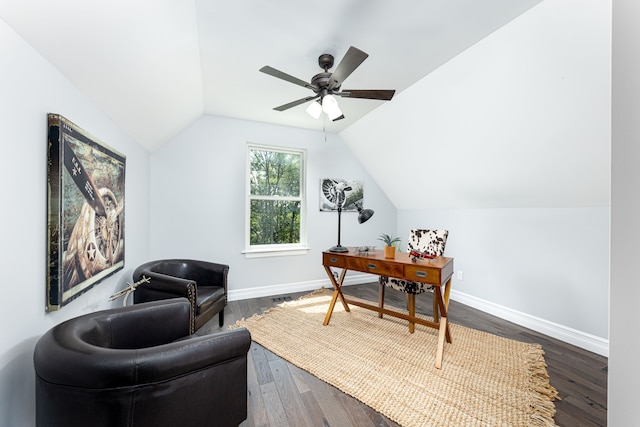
[340,0,610,210]
[0,0,543,152]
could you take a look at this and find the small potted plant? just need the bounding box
[378,233,401,259]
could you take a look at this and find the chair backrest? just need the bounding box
[407,229,449,256]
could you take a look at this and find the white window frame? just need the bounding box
[243,143,309,258]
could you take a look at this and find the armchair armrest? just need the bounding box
[135,270,196,298]
[130,327,251,386]
[132,270,199,333]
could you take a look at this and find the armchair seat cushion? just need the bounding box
[197,286,225,315]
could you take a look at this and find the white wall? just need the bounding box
[341,0,611,356]
[398,208,609,351]
[610,0,640,424]
[149,115,396,298]
[0,18,151,427]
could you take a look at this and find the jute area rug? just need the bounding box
[232,288,558,427]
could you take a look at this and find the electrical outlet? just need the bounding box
[457,270,463,281]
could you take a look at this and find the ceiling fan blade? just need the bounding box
[273,95,319,112]
[327,46,369,91]
[332,114,345,122]
[336,89,396,101]
[260,66,318,91]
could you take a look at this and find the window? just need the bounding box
[245,144,307,257]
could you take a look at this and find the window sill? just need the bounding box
[242,246,311,259]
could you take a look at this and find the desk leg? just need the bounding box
[434,278,453,369]
[323,266,350,326]
[442,278,452,343]
[407,293,416,334]
[434,279,452,343]
[435,316,448,369]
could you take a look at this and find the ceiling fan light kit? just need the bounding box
[260,46,396,122]
[321,94,342,120]
[306,100,322,119]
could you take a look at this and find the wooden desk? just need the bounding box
[322,249,454,369]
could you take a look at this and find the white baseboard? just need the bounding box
[450,290,609,357]
[228,277,609,357]
[227,273,376,301]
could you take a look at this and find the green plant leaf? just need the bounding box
[377,233,401,247]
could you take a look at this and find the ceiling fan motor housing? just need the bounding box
[311,72,335,94]
[318,53,334,70]
[313,53,339,95]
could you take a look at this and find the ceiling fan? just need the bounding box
[259,46,395,121]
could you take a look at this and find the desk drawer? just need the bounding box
[404,265,441,285]
[346,258,403,277]
[323,253,346,268]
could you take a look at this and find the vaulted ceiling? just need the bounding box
[0,0,542,152]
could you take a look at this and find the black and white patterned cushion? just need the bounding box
[379,229,449,295]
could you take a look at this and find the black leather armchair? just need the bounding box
[133,259,228,333]
[33,299,251,427]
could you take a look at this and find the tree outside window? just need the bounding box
[246,145,306,252]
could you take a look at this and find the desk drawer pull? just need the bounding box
[329,257,338,263]
[367,263,376,270]
[415,271,428,278]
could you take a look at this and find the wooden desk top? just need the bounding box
[322,248,453,286]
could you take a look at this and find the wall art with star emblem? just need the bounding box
[46,114,126,311]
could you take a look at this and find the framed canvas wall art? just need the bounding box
[46,114,126,311]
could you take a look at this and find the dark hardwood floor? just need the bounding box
[198,283,607,427]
